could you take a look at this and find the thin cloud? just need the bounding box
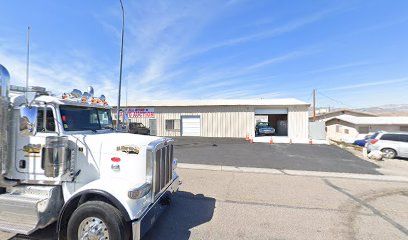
[0,45,117,102]
[186,48,312,89]
[323,77,408,91]
[186,7,341,57]
[245,50,311,71]
[353,17,408,34]
[118,0,225,90]
[303,61,372,75]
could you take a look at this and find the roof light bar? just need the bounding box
[61,86,108,106]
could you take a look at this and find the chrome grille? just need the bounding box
[152,144,173,197]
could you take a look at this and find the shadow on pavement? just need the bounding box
[143,191,216,240]
[12,223,56,240]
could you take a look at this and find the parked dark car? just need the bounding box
[128,122,150,135]
[353,132,379,147]
[255,122,276,136]
[353,135,371,147]
[353,138,367,147]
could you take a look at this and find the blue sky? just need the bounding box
[0,0,407,108]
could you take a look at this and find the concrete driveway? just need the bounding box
[173,137,380,175]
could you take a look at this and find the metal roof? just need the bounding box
[314,109,377,119]
[334,114,408,125]
[126,98,309,107]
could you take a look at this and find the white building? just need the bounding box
[326,115,408,142]
[310,109,377,122]
[118,98,310,140]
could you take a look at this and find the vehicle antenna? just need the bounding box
[312,89,316,121]
[25,26,31,104]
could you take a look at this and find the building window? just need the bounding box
[344,129,349,134]
[165,119,180,131]
[400,126,408,132]
[359,126,369,134]
[336,125,340,133]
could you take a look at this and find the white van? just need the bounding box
[366,132,408,159]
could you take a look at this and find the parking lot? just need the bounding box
[173,137,380,175]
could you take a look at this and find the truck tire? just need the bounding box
[67,201,130,240]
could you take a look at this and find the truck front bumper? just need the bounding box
[131,176,180,240]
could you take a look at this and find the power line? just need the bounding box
[317,91,355,109]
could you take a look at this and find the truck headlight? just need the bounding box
[128,183,151,199]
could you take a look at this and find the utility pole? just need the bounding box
[312,89,316,121]
[116,0,125,130]
[25,26,30,103]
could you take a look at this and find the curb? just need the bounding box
[177,163,408,182]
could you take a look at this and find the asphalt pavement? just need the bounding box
[173,137,381,175]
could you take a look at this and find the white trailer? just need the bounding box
[0,64,180,240]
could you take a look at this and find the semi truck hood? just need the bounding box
[70,132,163,152]
[68,132,168,184]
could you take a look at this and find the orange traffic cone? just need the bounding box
[269,137,273,144]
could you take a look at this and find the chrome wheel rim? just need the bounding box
[383,149,395,158]
[78,217,109,240]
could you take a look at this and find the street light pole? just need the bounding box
[116,0,125,130]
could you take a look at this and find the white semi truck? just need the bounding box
[0,64,180,240]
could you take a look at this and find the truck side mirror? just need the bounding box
[20,106,38,136]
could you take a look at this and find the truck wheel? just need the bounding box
[67,201,129,240]
[381,148,397,159]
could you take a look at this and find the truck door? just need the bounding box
[15,105,59,176]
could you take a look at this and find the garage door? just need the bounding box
[182,116,201,136]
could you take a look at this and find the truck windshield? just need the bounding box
[60,106,113,131]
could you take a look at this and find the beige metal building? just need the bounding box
[119,99,310,139]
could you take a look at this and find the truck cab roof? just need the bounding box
[10,91,111,109]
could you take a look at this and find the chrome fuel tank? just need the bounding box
[43,136,71,178]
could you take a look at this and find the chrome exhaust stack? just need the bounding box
[0,64,17,187]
